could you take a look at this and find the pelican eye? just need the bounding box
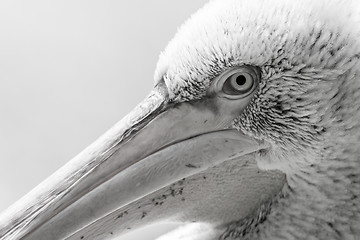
[217,66,259,99]
[225,72,253,94]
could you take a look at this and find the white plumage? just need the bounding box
[1,0,360,239]
[155,0,360,238]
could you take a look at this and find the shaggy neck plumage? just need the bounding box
[152,0,360,239]
[245,69,360,239]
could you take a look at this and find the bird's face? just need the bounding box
[2,0,360,239]
[155,0,360,173]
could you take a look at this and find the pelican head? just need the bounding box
[1,0,360,239]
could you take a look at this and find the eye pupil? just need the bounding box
[235,75,246,85]
[219,67,258,98]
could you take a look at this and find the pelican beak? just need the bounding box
[0,81,268,240]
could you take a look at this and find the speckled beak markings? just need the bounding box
[0,80,274,240]
[3,0,359,238]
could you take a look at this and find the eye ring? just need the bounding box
[215,66,259,99]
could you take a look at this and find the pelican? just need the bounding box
[1,0,360,239]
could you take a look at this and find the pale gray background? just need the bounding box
[0,1,208,239]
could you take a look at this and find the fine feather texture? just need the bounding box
[154,0,360,101]
[1,1,359,239]
[154,0,360,239]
